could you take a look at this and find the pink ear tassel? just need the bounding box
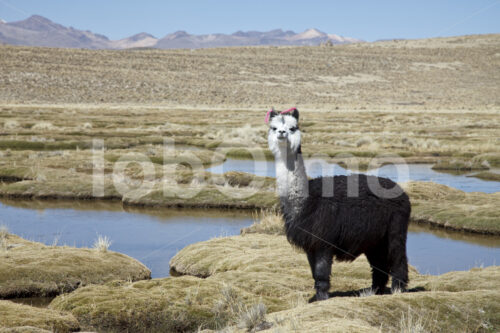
[280,107,297,114]
[265,107,297,123]
[265,109,273,123]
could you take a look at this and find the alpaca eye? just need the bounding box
[271,127,277,131]
[290,127,298,133]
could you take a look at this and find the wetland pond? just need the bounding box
[1,199,498,279]
[207,159,500,193]
[1,158,499,279]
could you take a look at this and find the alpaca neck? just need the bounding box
[274,145,308,218]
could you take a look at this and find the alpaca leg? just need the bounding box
[309,248,333,302]
[388,216,409,293]
[366,248,389,295]
[306,251,316,278]
[389,247,408,293]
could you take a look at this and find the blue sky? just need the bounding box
[1,0,499,41]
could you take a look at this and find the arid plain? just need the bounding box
[0,34,499,332]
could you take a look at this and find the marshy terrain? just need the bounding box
[0,34,499,332]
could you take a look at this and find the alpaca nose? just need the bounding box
[278,130,286,136]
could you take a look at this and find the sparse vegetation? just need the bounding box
[0,34,498,332]
[404,181,500,235]
[0,225,8,252]
[237,302,269,332]
[49,276,254,332]
[0,233,150,298]
[432,159,489,172]
[48,231,499,332]
[469,171,500,182]
[1,34,499,109]
[93,235,112,252]
[241,209,285,235]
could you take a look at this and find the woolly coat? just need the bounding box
[283,174,411,261]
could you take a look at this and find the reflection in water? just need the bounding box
[206,159,500,193]
[1,200,498,277]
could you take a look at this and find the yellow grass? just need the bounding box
[47,232,500,332]
[0,300,79,333]
[1,34,499,110]
[404,181,500,234]
[0,233,151,298]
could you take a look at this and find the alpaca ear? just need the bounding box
[269,108,278,119]
[266,107,279,123]
[291,108,299,121]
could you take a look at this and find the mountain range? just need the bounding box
[0,15,362,49]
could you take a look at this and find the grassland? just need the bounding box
[0,232,151,298]
[0,210,498,332]
[45,231,499,332]
[0,300,80,333]
[404,182,500,234]
[1,34,499,109]
[0,34,499,165]
[469,171,500,182]
[0,34,499,331]
[0,35,499,213]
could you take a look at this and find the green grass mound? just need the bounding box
[0,328,52,333]
[0,233,151,298]
[49,276,259,333]
[473,153,500,168]
[414,266,500,292]
[124,186,277,209]
[404,181,500,235]
[469,171,500,182]
[432,159,488,172]
[0,300,79,333]
[264,290,500,332]
[47,232,499,332]
[171,234,500,332]
[170,234,422,312]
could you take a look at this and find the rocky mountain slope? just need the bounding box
[0,15,361,49]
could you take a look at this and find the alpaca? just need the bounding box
[266,108,411,302]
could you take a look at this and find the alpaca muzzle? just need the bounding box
[277,131,288,140]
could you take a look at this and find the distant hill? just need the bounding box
[0,15,110,49]
[0,15,362,49]
[112,32,158,49]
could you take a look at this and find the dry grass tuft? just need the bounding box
[3,120,19,129]
[0,225,8,252]
[93,235,112,252]
[237,302,268,332]
[398,306,428,333]
[357,288,375,298]
[31,122,55,131]
[241,209,284,235]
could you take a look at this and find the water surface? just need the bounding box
[207,159,500,193]
[0,200,251,278]
[1,200,498,277]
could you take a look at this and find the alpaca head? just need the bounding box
[267,108,301,156]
